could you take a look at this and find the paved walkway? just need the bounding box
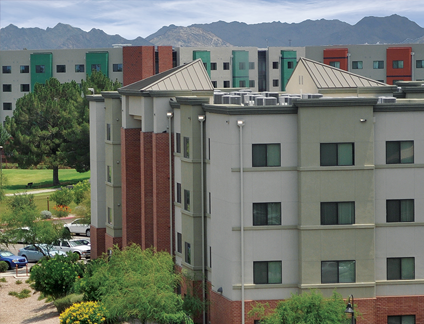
[5,188,59,196]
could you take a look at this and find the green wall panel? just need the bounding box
[232,50,249,88]
[86,52,109,77]
[193,51,211,77]
[281,50,297,91]
[30,53,53,91]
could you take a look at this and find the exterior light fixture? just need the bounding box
[166,112,173,118]
[237,120,245,126]
[360,118,367,122]
[198,115,205,121]
[217,287,223,294]
[344,295,354,324]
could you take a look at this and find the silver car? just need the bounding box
[64,219,90,237]
[18,244,67,262]
[52,239,91,259]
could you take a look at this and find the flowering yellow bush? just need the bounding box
[53,205,72,217]
[59,301,106,324]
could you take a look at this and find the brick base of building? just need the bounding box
[105,233,122,252]
[209,293,424,324]
[90,226,106,259]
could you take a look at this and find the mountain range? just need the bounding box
[1,14,424,50]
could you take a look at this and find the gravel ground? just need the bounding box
[0,276,59,324]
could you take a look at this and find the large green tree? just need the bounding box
[249,290,351,324]
[4,72,121,185]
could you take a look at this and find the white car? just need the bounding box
[64,219,90,237]
[52,239,91,259]
[18,244,67,262]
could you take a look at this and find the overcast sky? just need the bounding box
[1,0,424,39]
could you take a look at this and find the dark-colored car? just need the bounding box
[0,249,28,270]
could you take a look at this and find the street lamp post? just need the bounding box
[345,294,355,324]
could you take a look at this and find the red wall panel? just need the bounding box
[323,48,349,71]
[386,47,412,85]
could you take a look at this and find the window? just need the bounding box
[249,62,255,69]
[272,79,279,87]
[320,143,354,166]
[75,64,85,73]
[388,315,415,324]
[176,133,181,153]
[208,192,211,214]
[106,124,111,141]
[287,61,294,69]
[208,138,210,160]
[20,65,29,73]
[416,60,424,69]
[185,242,191,264]
[252,144,281,167]
[387,258,414,280]
[113,64,123,72]
[176,183,181,203]
[91,64,101,72]
[107,165,112,183]
[3,84,11,92]
[107,207,112,224]
[321,202,355,225]
[373,61,384,69]
[321,260,355,283]
[2,66,11,73]
[183,137,189,158]
[386,141,414,164]
[184,189,190,211]
[249,80,255,88]
[239,80,246,87]
[352,61,363,69]
[56,65,66,73]
[210,62,217,70]
[223,80,230,88]
[211,81,217,88]
[36,65,45,73]
[209,246,212,268]
[177,233,182,253]
[239,62,246,70]
[20,84,30,92]
[253,203,281,225]
[393,60,404,69]
[223,62,229,70]
[329,61,340,68]
[253,261,282,284]
[272,62,278,69]
[387,199,414,222]
[3,103,12,110]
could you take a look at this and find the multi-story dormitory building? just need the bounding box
[4,43,424,125]
[88,57,424,324]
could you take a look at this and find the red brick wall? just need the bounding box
[376,295,424,324]
[105,233,122,251]
[152,132,171,252]
[140,132,154,249]
[123,46,155,86]
[121,128,141,246]
[90,226,106,259]
[158,46,173,73]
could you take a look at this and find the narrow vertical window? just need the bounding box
[183,137,189,158]
[184,190,190,211]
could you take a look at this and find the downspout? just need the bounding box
[237,119,245,324]
[167,112,173,256]
[198,115,206,324]
[412,51,415,81]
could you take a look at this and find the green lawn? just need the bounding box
[2,169,90,193]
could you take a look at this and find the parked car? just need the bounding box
[18,244,67,262]
[0,249,28,269]
[64,219,90,237]
[52,239,91,259]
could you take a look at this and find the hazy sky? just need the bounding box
[1,0,424,39]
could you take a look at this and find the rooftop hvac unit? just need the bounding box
[378,96,396,104]
[214,93,225,104]
[240,89,253,93]
[230,95,242,105]
[222,95,231,104]
[264,92,279,100]
[244,94,262,105]
[263,97,277,105]
[279,95,301,105]
[302,93,323,99]
[254,96,268,106]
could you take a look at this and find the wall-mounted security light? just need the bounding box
[360,118,367,122]
[198,115,205,122]
[166,112,173,117]
[237,120,245,126]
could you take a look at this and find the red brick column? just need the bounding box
[376,295,424,324]
[158,46,173,72]
[90,226,106,259]
[140,132,154,249]
[152,132,171,252]
[123,46,155,86]
[105,233,122,251]
[121,128,141,247]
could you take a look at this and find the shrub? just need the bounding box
[73,180,90,205]
[0,261,8,272]
[30,253,85,299]
[0,277,7,282]
[40,210,52,219]
[16,280,22,284]
[54,293,84,314]
[7,193,36,212]
[59,301,106,324]
[8,289,31,299]
[74,206,87,217]
[50,187,74,206]
[53,205,72,217]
